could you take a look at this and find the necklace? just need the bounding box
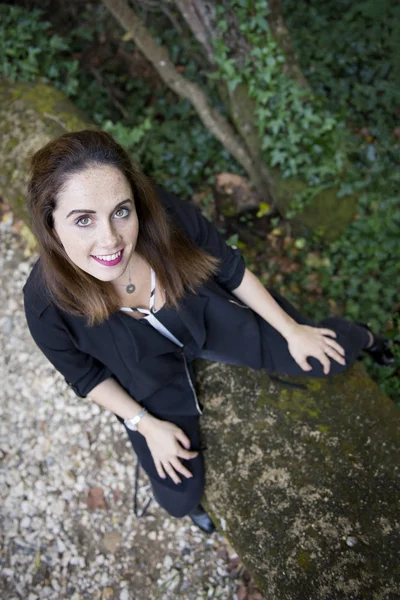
[114,264,136,294]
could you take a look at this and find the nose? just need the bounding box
[98,220,121,250]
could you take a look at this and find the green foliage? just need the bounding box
[281,0,400,213]
[212,0,349,199]
[279,0,400,400]
[1,2,399,400]
[0,3,241,198]
[0,4,79,95]
[282,0,399,138]
[213,0,399,221]
[301,177,400,331]
[102,96,243,197]
[102,117,153,153]
[210,0,399,401]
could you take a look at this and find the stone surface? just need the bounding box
[0,81,91,225]
[195,359,400,599]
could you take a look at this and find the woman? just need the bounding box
[23,129,394,534]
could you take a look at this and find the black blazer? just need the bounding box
[23,187,264,418]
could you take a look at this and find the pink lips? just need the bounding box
[92,248,124,266]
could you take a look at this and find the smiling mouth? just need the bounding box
[91,248,124,266]
[94,250,122,261]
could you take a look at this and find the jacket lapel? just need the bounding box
[125,293,209,363]
[176,293,209,348]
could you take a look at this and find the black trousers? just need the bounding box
[126,287,370,518]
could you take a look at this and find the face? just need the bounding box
[53,165,139,284]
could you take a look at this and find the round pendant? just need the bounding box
[126,284,136,294]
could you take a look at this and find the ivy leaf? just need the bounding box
[228,78,241,93]
[271,148,286,166]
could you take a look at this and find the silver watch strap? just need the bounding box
[124,408,148,431]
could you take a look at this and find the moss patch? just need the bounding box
[0,81,91,223]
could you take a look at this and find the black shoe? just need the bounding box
[355,321,395,367]
[188,505,216,534]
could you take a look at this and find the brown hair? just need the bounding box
[27,129,220,325]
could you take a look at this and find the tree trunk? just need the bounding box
[175,0,310,88]
[173,1,315,203]
[103,0,357,240]
[267,0,310,90]
[101,0,277,205]
[172,1,358,240]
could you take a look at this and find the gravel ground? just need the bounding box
[0,207,263,600]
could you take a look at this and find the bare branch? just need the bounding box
[132,0,185,35]
[173,0,216,64]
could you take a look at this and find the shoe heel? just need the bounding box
[355,321,395,367]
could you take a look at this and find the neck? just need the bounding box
[114,253,141,284]
[112,253,148,290]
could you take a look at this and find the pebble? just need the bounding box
[102,531,122,553]
[2,316,13,334]
[346,536,358,547]
[1,224,242,600]
[56,539,66,554]
[20,516,31,529]
[163,555,173,570]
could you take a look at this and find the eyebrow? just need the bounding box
[66,199,133,219]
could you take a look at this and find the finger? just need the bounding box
[318,328,337,339]
[163,462,182,485]
[299,358,312,372]
[170,458,193,479]
[177,448,199,460]
[318,353,331,375]
[175,430,191,450]
[324,337,346,357]
[324,346,346,365]
[154,458,167,480]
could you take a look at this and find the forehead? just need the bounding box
[57,165,132,210]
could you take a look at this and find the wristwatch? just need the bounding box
[124,408,148,432]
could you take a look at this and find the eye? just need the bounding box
[114,207,130,219]
[76,216,92,227]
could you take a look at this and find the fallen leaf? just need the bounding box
[102,531,122,553]
[215,172,260,212]
[87,486,106,510]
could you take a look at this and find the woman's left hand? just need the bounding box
[285,323,346,374]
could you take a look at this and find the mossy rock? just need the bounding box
[0,81,91,223]
[273,169,358,241]
[195,358,400,599]
[219,81,356,241]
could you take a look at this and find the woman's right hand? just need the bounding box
[138,414,198,484]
